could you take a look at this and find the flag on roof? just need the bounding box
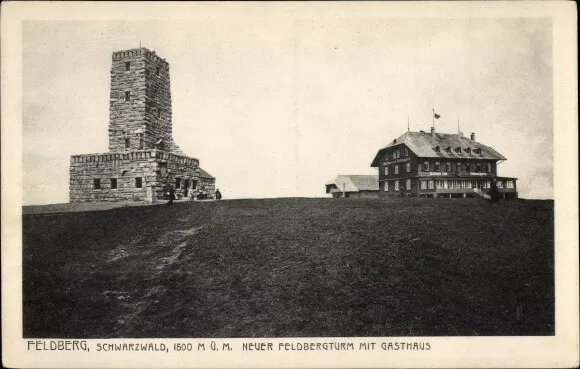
[434,112,441,119]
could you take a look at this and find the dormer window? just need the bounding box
[434,146,440,153]
[465,147,471,154]
[454,147,462,153]
[445,147,451,153]
[474,148,482,154]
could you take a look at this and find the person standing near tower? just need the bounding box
[215,189,222,201]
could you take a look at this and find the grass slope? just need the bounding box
[23,198,554,338]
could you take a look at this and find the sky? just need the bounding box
[22,17,553,204]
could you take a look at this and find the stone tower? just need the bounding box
[108,48,173,152]
[69,47,216,203]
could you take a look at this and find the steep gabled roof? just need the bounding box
[371,131,506,167]
[326,175,379,192]
[198,168,214,179]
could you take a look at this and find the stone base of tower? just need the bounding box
[69,149,203,203]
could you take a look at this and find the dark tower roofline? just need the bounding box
[112,47,169,68]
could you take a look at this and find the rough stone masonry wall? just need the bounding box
[154,151,200,200]
[143,52,173,150]
[199,177,216,199]
[109,48,172,152]
[70,151,158,202]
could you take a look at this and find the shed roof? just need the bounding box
[198,168,214,179]
[371,131,506,167]
[326,175,379,192]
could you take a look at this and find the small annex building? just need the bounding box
[370,127,517,198]
[325,175,379,198]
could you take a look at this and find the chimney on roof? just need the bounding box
[470,132,475,141]
[430,126,435,138]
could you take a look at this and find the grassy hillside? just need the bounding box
[23,198,554,338]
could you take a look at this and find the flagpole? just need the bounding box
[432,108,435,129]
[407,115,410,132]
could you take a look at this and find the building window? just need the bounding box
[125,138,130,149]
[482,181,490,189]
[422,161,429,172]
[135,177,143,188]
[403,148,408,157]
[434,162,441,171]
[93,178,101,189]
[192,179,198,189]
[395,180,400,191]
[476,163,482,172]
[406,179,411,190]
[445,162,451,172]
[428,180,434,190]
[462,180,472,189]
[138,135,144,149]
[394,165,399,175]
[465,163,471,173]
[384,166,389,175]
[125,61,130,71]
[436,180,445,189]
[125,91,130,101]
[406,163,411,172]
[497,180,504,188]
[384,181,389,191]
[156,66,160,76]
[420,181,427,190]
[176,178,181,189]
[506,180,514,189]
[111,178,117,189]
[449,180,460,189]
[487,163,492,173]
[457,162,462,172]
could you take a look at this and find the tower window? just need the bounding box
[175,178,181,189]
[157,108,162,118]
[192,180,198,189]
[93,179,101,190]
[125,138,130,149]
[156,66,160,76]
[135,177,143,188]
[125,61,130,71]
[145,68,149,76]
[111,178,117,189]
[125,91,130,101]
